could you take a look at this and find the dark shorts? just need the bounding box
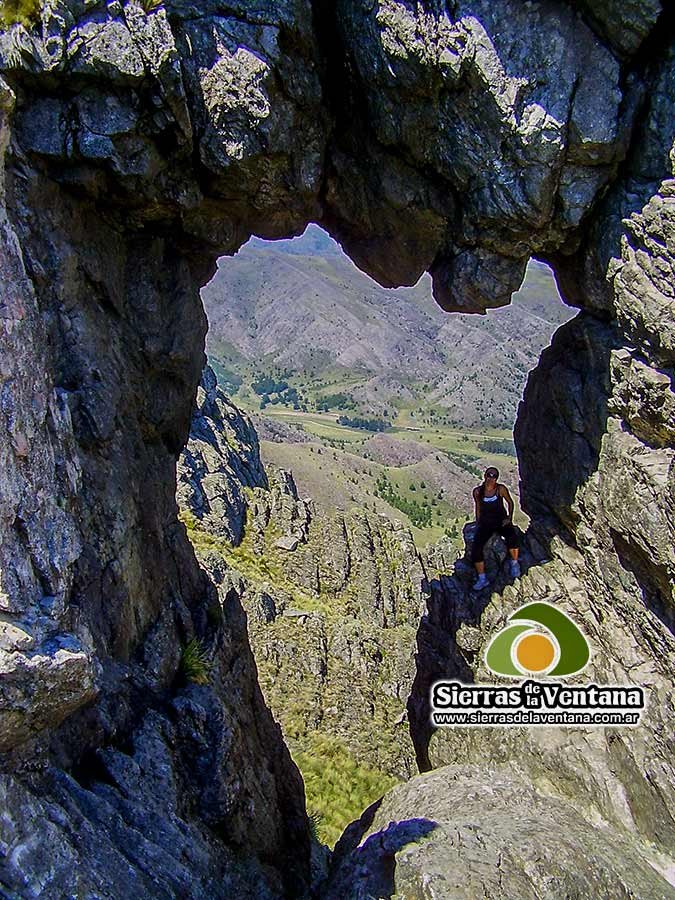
[471,522,519,564]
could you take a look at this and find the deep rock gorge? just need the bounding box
[0,0,674,896]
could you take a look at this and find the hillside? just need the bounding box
[6,3,675,898]
[177,372,531,852]
[201,225,575,429]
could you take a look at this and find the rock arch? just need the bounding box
[0,1,674,895]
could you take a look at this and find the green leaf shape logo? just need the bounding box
[485,623,531,676]
[485,602,590,678]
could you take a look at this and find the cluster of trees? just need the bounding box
[252,374,290,396]
[253,372,306,410]
[316,392,356,412]
[337,416,389,432]
[375,475,433,529]
[444,522,461,540]
[445,450,481,477]
[477,438,516,457]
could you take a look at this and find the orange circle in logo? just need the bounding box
[515,633,555,673]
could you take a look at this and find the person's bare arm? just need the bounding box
[473,487,481,522]
[500,485,514,522]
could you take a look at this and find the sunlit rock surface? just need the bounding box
[177,365,268,544]
[323,766,674,900]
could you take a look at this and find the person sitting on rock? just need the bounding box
[471,467,520,590]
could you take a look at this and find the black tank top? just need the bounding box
[479,485,506,527]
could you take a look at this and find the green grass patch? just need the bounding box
[242,408,370,444]
[292,732,399,848]
[179,638,211,685]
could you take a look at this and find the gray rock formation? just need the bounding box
[0,0,674,896]
[322,0,655,309]
[323,766,674,900]
[184,452,429,783]
[178,365,267,544]
[0,11,312,894]
[426,542,675,864]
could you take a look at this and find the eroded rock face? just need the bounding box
[0,4,317,890]
[323,0,643,309]
[183,441,429,782]
[323,766,674,900]
[177,366,268,544]
[0,0,674,896]
[423,542,675,880]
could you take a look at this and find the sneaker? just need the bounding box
[473,573,489,591]
[509,560,521,578]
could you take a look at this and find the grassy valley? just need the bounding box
[250,406,521,549]
[201,225,564,545]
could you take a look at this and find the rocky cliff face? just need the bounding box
[323,764,674,899]
[328,530,675,895]
[181,373,675,895]
[177,365,268,544]
[0,4,316,894]
[1,0,674,897]
[178,370,431,783]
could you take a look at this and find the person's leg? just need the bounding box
[501,524,520,575]
[471,526,491,587]
[471,526,489,570]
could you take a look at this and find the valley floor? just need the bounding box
[249,405,524,549]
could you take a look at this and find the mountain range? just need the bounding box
[201,226,575,429]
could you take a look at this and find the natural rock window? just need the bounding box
[1,1,674,897]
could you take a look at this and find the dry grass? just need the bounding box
[292,732,399,848]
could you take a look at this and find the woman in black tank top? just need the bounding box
[471,467,520,589]
[477,483,507,529]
